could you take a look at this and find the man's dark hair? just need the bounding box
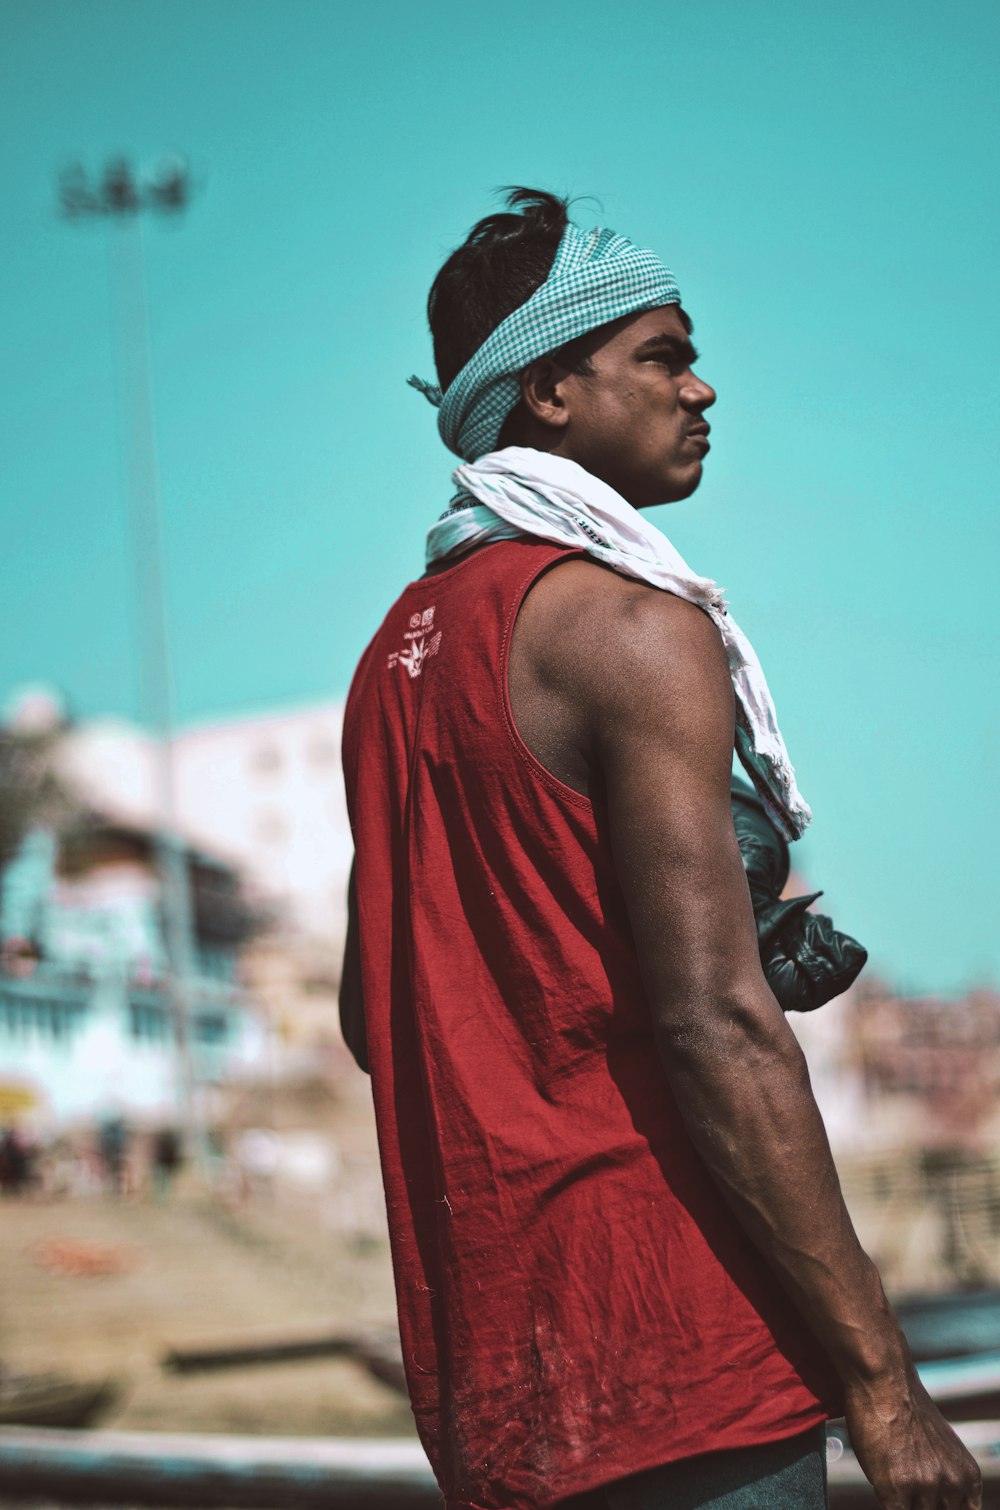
[427,186,692,418]
[428,187,576,392]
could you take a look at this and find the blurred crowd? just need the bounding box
[0,1115,183,1202]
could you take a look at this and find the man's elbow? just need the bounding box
[651,982,805,1081]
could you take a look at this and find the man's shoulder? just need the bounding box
[523,558,728,707]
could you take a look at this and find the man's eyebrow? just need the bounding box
[634,332,700,363]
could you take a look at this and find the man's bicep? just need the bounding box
[592,596,765,1022]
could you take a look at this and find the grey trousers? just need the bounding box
[558,1424,829,1510]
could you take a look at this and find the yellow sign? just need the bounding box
[0,1083,39,1115]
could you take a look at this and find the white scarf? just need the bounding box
[426,447,811,840]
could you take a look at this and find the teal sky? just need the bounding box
[2,0,997,993]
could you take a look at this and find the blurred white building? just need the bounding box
[788,988,870,1155]
[0,693,356,1122]
[61,700,352,950]
[0,819,266,1130]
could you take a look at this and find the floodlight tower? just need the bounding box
[58,156,205,1169]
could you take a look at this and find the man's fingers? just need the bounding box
[874,1467,982,1510]
[917,1462,983,1510]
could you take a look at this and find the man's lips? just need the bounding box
[687,423,711,452]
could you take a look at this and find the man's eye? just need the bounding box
[653,354,699,374]
[649,348,700,373]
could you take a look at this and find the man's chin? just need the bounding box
[637,466,703,510]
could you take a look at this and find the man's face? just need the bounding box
[550,305,716,508]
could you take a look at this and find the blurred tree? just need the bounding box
[0,727,73,867]
[0,726,83,974]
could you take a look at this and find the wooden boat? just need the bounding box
[1,1423,999,1508]
[897,1288,1000,1361]
[0,1371,122,1430]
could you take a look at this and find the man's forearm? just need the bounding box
[655,989,911,1390]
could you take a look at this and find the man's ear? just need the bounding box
[519,357,572,433]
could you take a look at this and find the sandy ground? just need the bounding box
[0,1144,416,1439]
[4,1043,997,1450]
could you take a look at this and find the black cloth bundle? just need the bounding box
[730,775,867,1013]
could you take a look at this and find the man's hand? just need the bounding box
[844,1370,982,1510]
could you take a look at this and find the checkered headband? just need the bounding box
[408,222,682,461]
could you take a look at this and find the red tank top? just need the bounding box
[342,540,837,1510]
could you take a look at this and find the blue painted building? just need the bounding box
[0,819,266,1129]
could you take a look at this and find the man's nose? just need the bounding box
[682,375,716,411]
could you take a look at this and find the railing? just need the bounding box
[0,974,90,1041]
[0,969,245,1050]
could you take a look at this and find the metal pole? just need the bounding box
[59,158,206,1170]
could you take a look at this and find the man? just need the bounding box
[340,189,980,1510]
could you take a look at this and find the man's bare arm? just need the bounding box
[339,860,369,1073]
[552,576,979,1510]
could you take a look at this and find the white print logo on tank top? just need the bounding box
[387,606,442,679]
